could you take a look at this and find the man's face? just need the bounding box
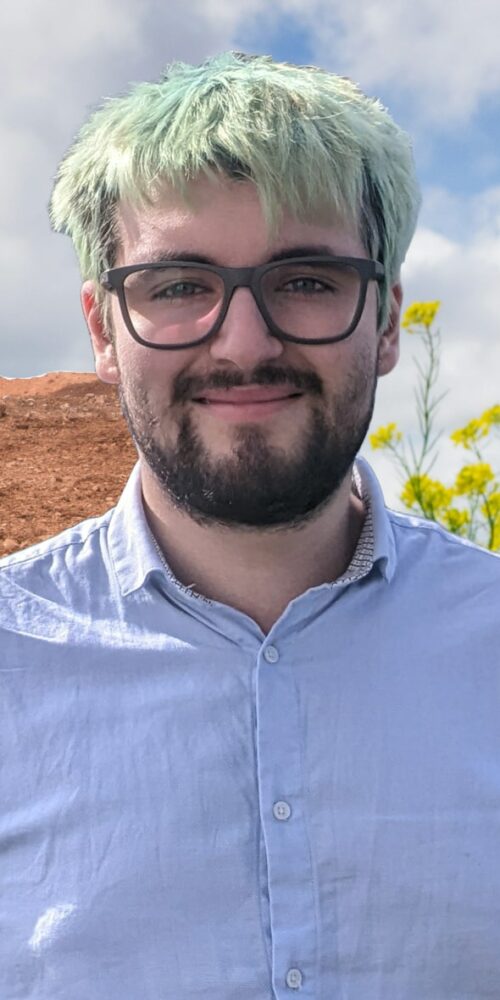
[83,176,401,529]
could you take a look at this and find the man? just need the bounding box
[1,51,499,1000]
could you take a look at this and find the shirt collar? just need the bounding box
[351,455,396,583]
[108,455,396,599]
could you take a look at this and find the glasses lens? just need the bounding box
[123,266,225,345]
[261,260,362,339]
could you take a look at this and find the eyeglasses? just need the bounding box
[100,255,385,350]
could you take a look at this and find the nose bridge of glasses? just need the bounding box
[219,265,267,324]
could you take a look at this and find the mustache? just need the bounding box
[172,365,323,404]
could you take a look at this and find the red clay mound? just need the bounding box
[0,372,137,557]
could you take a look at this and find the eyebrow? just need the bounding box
[142,245,340,266]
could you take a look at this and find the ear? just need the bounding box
[377,281,402,376]
[81,281,119,386]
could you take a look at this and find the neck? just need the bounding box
[140,461,365,634]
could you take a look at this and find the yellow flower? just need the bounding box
[369,422,402,450]
[443,508,471,534]
[401,301,441,330]
[401,474,453,513]
[481,405,500,428]
[481,492,500,518]
[450,418,488,450]
[491,522,500,552]
[454,463,495,496]
[452,407,500,450]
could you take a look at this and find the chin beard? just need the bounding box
[118,373,377,531]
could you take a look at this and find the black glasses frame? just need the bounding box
[100,255,385,350]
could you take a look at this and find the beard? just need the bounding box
[116,356,378,531]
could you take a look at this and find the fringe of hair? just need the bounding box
[49,51,421,334]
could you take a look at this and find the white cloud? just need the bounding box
[275,0,500,127]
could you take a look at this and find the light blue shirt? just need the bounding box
[1,456,500,1000]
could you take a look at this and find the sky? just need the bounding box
[2,0,499,507]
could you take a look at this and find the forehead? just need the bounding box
[115,175,366,266]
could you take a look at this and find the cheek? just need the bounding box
[303,337,368,386]
[136,359,184,406]
[314,335,378,403]
[114,328,182,395]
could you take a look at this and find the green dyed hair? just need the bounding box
[49,50,421,335]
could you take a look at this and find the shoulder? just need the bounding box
[386,506,500,589]
[0,510,114,629]
[388,506,499,558]
[356,456,500,591]
[0,510,113,574]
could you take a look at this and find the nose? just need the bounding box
[208,286,284,369]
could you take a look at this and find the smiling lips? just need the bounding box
[192,387,303,421]
[194,388,301,404]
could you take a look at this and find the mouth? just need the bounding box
[192,388,304,422]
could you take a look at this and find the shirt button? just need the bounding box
[264,645,279,663]
[286,968,303,989]
[273,800,291,821]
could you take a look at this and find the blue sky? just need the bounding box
[1,0,499,505]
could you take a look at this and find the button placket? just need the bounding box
[256,639,318,997]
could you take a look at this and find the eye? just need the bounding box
[280,276,335,295]
[153,281,207,300]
